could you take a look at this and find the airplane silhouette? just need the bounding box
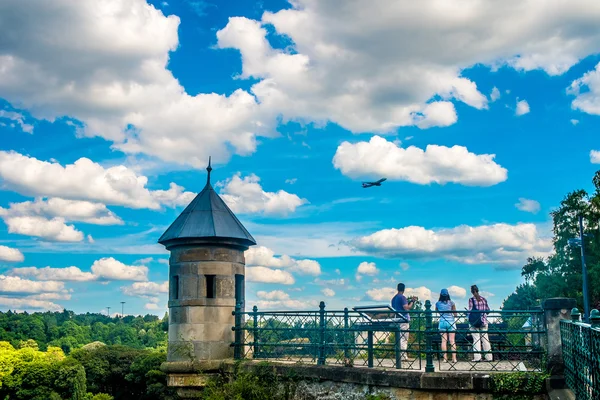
[362,178,387,188]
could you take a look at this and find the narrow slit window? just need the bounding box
[206,275,216,299]
[173,275,179,300]
[235,274,244,306]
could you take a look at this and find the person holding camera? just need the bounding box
[391,283,416,361]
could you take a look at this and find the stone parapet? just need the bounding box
[542,297,577,375]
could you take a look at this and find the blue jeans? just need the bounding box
[439,319,456,332]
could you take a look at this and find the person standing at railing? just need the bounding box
[435,288,457,363]
[391,282,416,361]
[468,285,492,362]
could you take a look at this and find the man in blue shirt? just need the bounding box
[391,283,416,360]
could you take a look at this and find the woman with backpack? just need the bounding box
[435,288,457,363]
[468,285,492,361]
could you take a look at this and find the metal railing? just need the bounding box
[560,308,600,400]
[232,300,546,372]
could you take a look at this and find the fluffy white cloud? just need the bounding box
[351,223,552,268]
[145,303,160,310]
[321,288,335,297]
[10,266,95,282]
[357,262,378,275]
[571,119,580,125]
[0,151,194,210]
[0,197,123,225]
[365,286,432,302]
[333,136,507,186]
[216,1,600,134]
[490,87,501,102]
[447,285,467,299]
[91,257,148,281]
[590,150,600,164]
[1,215,84,242]
[256,290,289,301]
[515,99,530,116]
[568,62,600,115]
[246,266,295,285]
[245,246,321,276]
[219,173,308,216]
[150,183,197,208]
[365,287,396,302]
[0,110,33,133]
[0,296,62,311]
[0,245,24,262]
[121,281,169,297]
[515,198,541,214]
[0,1,268,167]
[29,292,72,301]
[0,275,64,294]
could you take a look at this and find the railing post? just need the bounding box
[571,308,580,323]
[542,298,577,376]
[233,302,242,360]
[252,305,259,359]
[343,307,351,362]
[590,309,600,328]
[425,300,434,372]
[318,301,326,365]
[367,330,374,368]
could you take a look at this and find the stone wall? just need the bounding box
[166,245,245,363]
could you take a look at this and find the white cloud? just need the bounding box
[333,136,507,187]
[87,234,95,243]
[351,223,552,268]
[0,110,33,133]
[145,303,160,310]
[1,215,84,242]
[515,99,530,116]
[245,245,321,276]
[400,262,410,271]
[405,286,432,301]
[91,257,148,281]
[0,151,194,210]
[219,173,308,216]
[321,288,335,297]
[285,178,297,185]
[515,198,541,214]
[121,281,168,297]
[571,119,580,125]
[256,290,289,301]
[10,266,95,282]
[490,87,501,102]
[568,62,600,115]
[246,266,295,284]
[447,285,467,299]
[590,150,600,164]
[0,245,24,262]
[0,296,62,311]
[357,262,378,275]
[356,261,378,281]
[365,287,396,302]
[29,292,72,301]
[0,197,123,225]
[0,275,64,294]
[216,2,600,135]
[150,183,197,208]
[0,1,270,167]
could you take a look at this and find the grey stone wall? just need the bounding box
[166,245,244,363]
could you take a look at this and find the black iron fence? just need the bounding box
[232,300,546,372]
[560,308,600,400]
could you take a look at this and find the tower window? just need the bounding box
[206,275,216,299]
[172,275,179,300]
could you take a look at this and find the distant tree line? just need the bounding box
[0,309,168,354]
[502,171,600,311]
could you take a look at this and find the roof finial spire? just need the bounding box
[206,156,212,185]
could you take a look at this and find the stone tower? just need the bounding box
[158,158,256,394]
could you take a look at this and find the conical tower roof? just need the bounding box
[158,158,256,249]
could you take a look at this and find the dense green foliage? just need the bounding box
[502,170,600,311]
[0,341,176,400]
[0,310,168,354]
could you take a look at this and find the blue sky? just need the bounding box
[1,0,600,315]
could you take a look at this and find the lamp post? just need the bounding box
[107,306,111,318]
[568,215,591,322]
[121,301,125,318]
